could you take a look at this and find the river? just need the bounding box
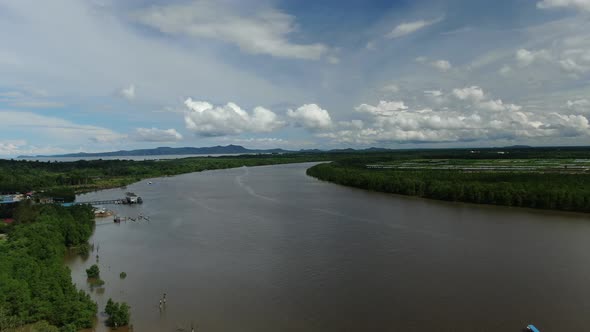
[67,162,590,331]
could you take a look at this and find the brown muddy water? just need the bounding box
[67,162,590,332]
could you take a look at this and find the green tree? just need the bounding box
[86,264,100,279]
[105,299,130,327]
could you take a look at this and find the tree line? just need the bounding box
[0,203,97,330]
[307,162,590,213]
[4,147,590,195]
[0,154,336,195]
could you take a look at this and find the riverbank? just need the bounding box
[0,204,97,331]
[0,154,335,197]
[306,161,590,213]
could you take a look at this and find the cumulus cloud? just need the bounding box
[386,17,443,39]
[135,1,329,60]
[287,104,333,131]
[537,0,590,12]
[119,84,136,100]
[431,59,452,72]
[452,86,485,101]
[478,99,522,112]
[507,36,590,79]
[184,98,285,136]
[134,127,183,142]
[321,86,588,145]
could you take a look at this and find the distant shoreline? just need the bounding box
[307,159,590,214]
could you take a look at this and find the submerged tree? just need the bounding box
[105,298,130,327]
[86,264,100,279]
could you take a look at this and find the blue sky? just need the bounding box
[1,0,590,156]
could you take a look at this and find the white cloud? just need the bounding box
[356,100,408,116]
[453,86,521,112]
[431,59,452,72]
[0,140,69,157]
[424,90,443,97]
[287,104,333,131]
[452,86,485,101]
[320,86,586,145]
[119,84,136,101]
[424,90,447,104]
[0,140,27,156]
[0,0,299,111]
[566,99,590,113]
[135,1,329,60]
[386,17,442,39]
[559,58,590,74]
[567,99,590,107]
[537,0,590,12]
[134,127,183,142]
[184,98,285,136]
[478,99,522,112]
[516,49,550,67]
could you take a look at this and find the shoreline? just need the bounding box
[307,162,590,215]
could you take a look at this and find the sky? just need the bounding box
[1,0,590,156]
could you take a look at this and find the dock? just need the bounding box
[75,193,143,206]
[75,199,125,205]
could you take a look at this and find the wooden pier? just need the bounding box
[75,199,125,205]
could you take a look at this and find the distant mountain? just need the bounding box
[18,145,409,159]
[18,145,290,158]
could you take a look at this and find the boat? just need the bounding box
[114,216,121,223]
[125,192,143,204]
[526,324,540,332]
[94,206,113,218]
[148,181,152,185]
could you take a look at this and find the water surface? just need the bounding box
[68,163,590,331]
